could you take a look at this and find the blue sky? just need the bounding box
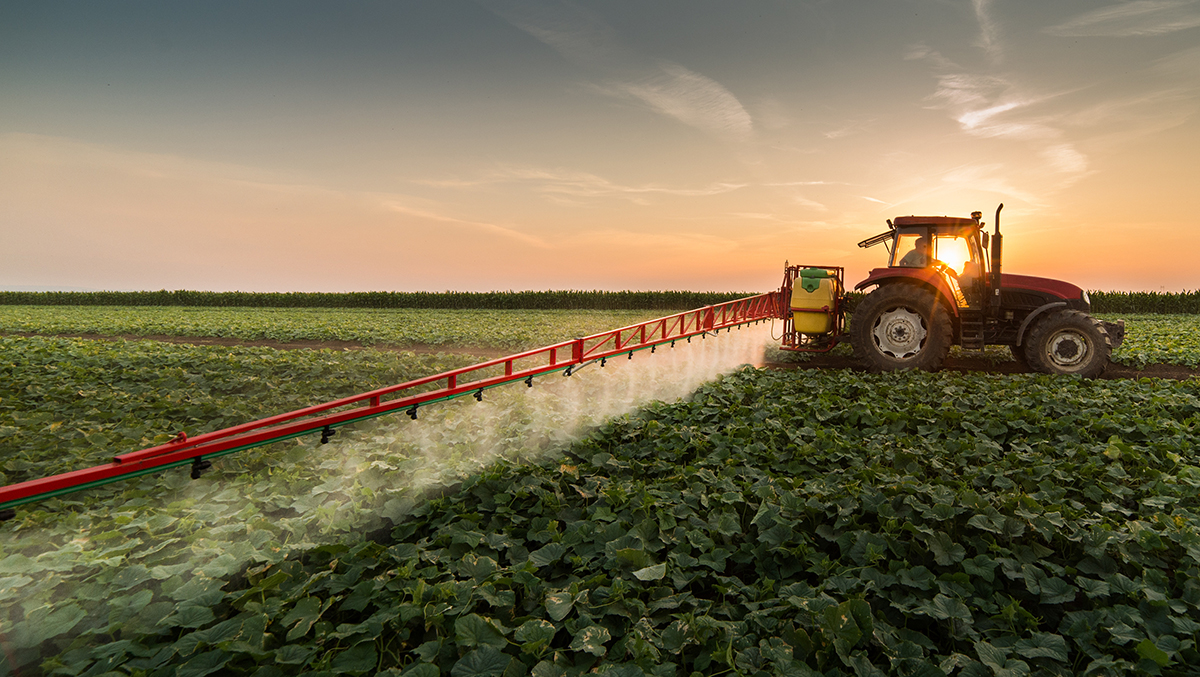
[3,1,1198,291]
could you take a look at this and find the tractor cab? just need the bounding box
[858,214,991,310]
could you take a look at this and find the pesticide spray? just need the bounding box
[0,323,774,670]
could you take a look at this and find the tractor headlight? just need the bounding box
[1081,290,1091,307]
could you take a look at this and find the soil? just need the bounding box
[9,331,1200,381]
[763,353,1200,381]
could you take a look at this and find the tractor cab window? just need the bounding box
[931,235,971,276]
[892,232,929,268]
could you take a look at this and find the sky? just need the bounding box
[2,1,1198,293]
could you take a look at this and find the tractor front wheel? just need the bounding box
[850,285,952,372]
[1023,310,1110,378]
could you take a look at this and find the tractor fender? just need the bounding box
[1015,301,1066,346]
[854,268,960,317]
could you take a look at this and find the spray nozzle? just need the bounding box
[320,425,336,444]
[474,389,484,401]
[190,458,212,480]
[525,376,534,387]
[407,405,418,420]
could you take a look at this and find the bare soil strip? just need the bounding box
[764,353,1200,381]
[10,331,1199,380]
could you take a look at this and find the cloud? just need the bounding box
[1039,144,1090,175]
[380,202,549,248]
[481,0,753,142]
[427,165,748,203]
[972,0,1002,60]
[609,64,753,141]
[1045,0,1200,37]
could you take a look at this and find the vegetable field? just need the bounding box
[4,307,1200,372]
[2,311,1200,676]
[0,328,767,676]
[0,307,667,352]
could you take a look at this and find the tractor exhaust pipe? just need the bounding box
[990,203,1004,310]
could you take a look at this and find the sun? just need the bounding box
[933,236,971,275]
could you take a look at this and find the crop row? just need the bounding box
[4,306,1200,369]
[0,306,666,352]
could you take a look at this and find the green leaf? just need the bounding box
[633,563,666,581]
[570,625,611,656]
[176,649,232,677]
[928,532,966,565]
[515,619,557,645]
[1039,578,1077,604]
[1136,639,1171,667]
[528,543,567,568]
[164,604,217,629]
[275,644,316,665]
[283,596,327,641]
[975,642,1030,677]
[546,591,575,621]
[920,594,971,621]
[821,602,863,658]
[1015,633,1069,662]
[331,641,378,674]
[456,613,508,649]
[451,646,511,677]
[25,602,87,644]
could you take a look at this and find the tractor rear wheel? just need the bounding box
[850,285,952,372]
[1023,310,1110,378]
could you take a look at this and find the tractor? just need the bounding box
[779,204,1124,377]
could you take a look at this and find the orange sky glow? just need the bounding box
[2,2,1198,293]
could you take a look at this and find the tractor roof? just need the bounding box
[893,216,979,228]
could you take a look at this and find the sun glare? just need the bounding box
[934,236,971,275]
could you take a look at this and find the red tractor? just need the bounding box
[780,204,1124,377]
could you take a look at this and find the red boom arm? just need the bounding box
[0,294,783,516]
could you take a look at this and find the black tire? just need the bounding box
[1023,310,1110,378]
[850,285,952,372]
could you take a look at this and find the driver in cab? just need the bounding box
[899,236,933,268]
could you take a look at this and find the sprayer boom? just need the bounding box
[0,294,782,518]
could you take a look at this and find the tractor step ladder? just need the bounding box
[959,308,985,351]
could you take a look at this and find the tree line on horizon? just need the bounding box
[0,289,1197,313]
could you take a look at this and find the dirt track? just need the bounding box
[11,331,1200,381]
[763,353,1200,381]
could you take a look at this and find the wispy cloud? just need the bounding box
[480,0,753,142]
[418,165,747,202]
[607,64,753,141]
[1045,0,1200,37]
[972,0,1002,61]
[381,201,549,248]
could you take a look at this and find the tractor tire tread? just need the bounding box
[849,284,952,373]
[1023,309,1111,378]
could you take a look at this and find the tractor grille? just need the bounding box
[1001,291,1048,309]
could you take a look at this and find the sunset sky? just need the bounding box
[2,1,1198,293]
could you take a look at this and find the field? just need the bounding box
[0,306,670,352]
[1,309,1200,676]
